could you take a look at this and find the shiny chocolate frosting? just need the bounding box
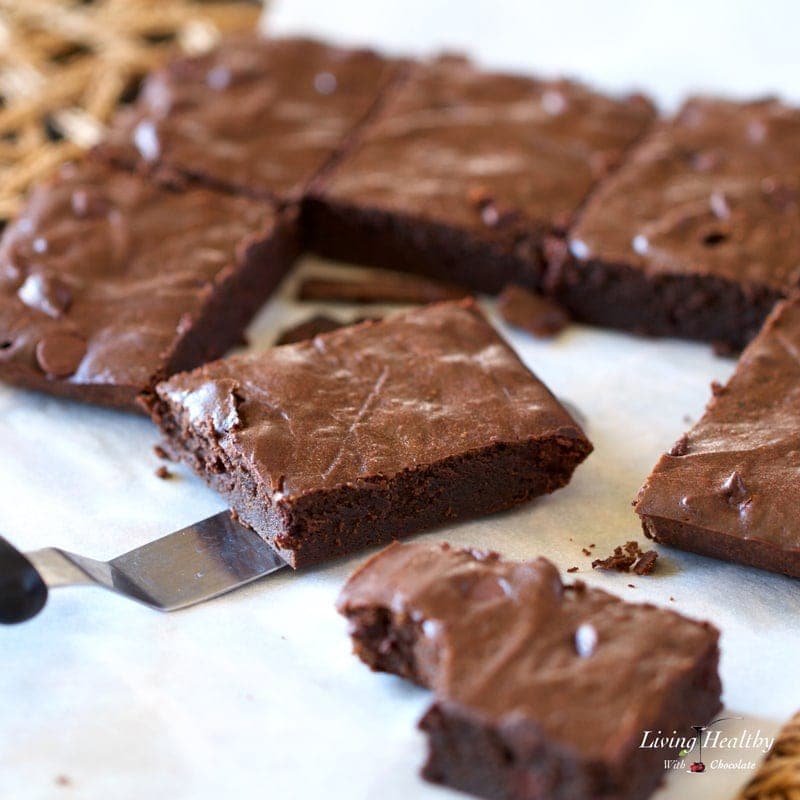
[569,97,800,292]
[0,159,282,407]
[338,541,720,761]
[103,35,404,200]
[320,55,654,237]
[636,295,800,553]
[154,300,589,498]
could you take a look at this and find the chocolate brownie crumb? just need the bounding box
[155,466,172,480]
[35,334,86,378]
[712,339,738,358]
[582,547,592,557]
[633,549,659,575]
[153,444,170,461]
[496,284,570,337]
[592,541,658,574]
[567,566,579,573]
[670,434,691,457]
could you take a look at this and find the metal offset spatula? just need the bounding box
[0,511,289,624]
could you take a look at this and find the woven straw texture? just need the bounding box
[0,0,263,223]
[738,712,800,799]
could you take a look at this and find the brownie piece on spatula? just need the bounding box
[148,300,591,567]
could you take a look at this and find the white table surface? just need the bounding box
[4,2,800,798]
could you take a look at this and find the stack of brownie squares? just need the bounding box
[3,29,800,800]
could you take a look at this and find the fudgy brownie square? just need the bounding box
[0,159,299,411]
[547,97,800,350]
[101,35,405,202]
[636,295,800,578]
[306,55,654,293]
[338,541,722,800]
[148,300,592,568]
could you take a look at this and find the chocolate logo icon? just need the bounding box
[689,725,707,773]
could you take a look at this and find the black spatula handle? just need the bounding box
[0,536,48,624]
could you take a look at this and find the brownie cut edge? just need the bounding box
[546,96,800,350]
[337,541,722,800]
[0,158,301,412]
[634,295,800,578]
[307,56,655,295]
[147,300,592,568]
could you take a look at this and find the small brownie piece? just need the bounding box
[306,56,654,293]
[297,270,469,304]
[496,283,569,337]
[101,35,404,202]
[273,314,379,345]
[0,159,299,411]
[148,300,591,568]
[273,314,349,345]
[548,97,800,350]
[635,296,800,578]
[337,541,722,800]
[591,540,658,575]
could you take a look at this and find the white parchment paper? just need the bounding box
[4,2,800,797]
[3,256,799,800]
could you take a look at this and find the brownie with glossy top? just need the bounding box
[101,35,406,202]
[636,295,800,577]
[0,159,299,411]
[148,300,592,567]
[307,56,654,293]
[338,541,722,800]
[548,97,800,349]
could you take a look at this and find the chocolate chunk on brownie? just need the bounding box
[148,300,591,568]
[101,35,405,202]
[496,283,569,337]
[636,295,800,578]
[0,159,299,411]
[548,97,800,350]
[296,269,469,304]
[337,541,721,800]
[306,56,654,293]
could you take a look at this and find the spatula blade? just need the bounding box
[102,511,287,610]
